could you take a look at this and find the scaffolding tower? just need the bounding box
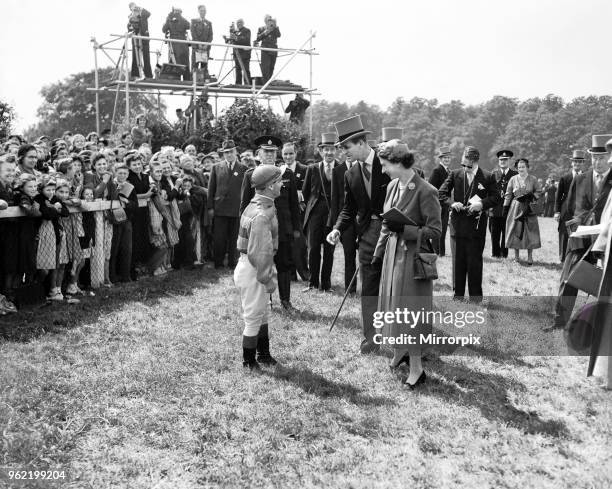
[89,31,318,138]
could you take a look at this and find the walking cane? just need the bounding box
[329,264,359,332]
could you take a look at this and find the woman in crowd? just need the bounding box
[84,153,117,286]
[86,132,99,145]
[127,151,153,279]
[372,140,441,388]
[0,156,18,311]
[16,144,41,179]
[503,158,542,265]
[131,114,152,149]
[70,134,86,154]
[109,164,138,283]
[147,161,182,276]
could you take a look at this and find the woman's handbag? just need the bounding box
[413,227,438,280]
[106,197,127,225]
[566,243,603,296]
[565,301,600,353]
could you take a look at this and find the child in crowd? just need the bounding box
[16,174,42,285]
[54,179,80,303]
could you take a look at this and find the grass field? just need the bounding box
[1,217,611,488]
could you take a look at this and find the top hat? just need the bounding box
[437,145,451,158]
[219,139,237,152]
[318,132,338,147]
[381,127,403,142]
[254,135,282,150]
[367,139,379,148]
[335,115,371,145]
[570,149,586,161]
[588,134,612,154]
[496,149,514,159]
[463,146,480,162]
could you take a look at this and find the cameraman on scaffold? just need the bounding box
[225,19,251,85]
[162,7,191,81]
[254,14,281,84]
[127,3,153,79]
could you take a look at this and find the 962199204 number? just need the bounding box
[7,470,66,480]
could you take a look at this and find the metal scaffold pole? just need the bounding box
[308,31,314,142]
[124,34,130,127]
[92,37,101,134]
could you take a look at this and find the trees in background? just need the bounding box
[0,101,16,140]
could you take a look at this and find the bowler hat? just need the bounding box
[381,127,403,142]
[335,115,371,145]
[317,133,337,148]
[219,139,237,152]
[496,149,514,159]
[252,165,282,188]
[570,149,586,161]
[588,134,612,154]
[254,135,282,150]
[437,145,451,158]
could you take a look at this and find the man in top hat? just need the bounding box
[235,164,283,370]
[327,116,390,353]
[282,142,310,282]
[428,145,453,256]
[303,133,338,292]
[207,139,248,269]
[438,146,500,300]
[328,146,358,294]
[240,136,300,311]
[489,149,518,258]
[552,135,612,330]
[190,5,213,80]
[555,149,585,262]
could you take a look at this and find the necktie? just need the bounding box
[228,162,233,173]
[595,173,603,195]
[363,162,371,182]
[325,163,332,181]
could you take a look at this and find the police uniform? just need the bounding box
[190,16,213,78]
[489,150,517,258]
[240,136,300,311]
[234,166,281,369]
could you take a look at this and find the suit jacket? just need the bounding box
[256,26,281,47]
[328,161,351,228]
[428,163,449,191]
[573,170,612,225]
[233,27,251,48]
[556,171,576,225]
[190,18,213,48]
[289,162,308,191]
[240,166,300,238]
[489,167,518,217]
[207,160,247,217]
[334,154,390,236]
[302,161,335,231]
[438,167,500,239]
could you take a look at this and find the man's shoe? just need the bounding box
[302,284,318,292]
[281,300,297,312]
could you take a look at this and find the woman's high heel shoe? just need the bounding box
[405,370,426,390]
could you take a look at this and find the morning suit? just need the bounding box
[556,170,578,262]
[555,169,612,327]
[489,167,518,257]
[333,149,390,351]
[439,167,500,299]
[428,163,451,255]
[303,161,335,290]
[208,160,247,268]
[328,161,358,293]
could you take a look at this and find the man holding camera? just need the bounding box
[162,8,191,81]
[226,19,251,85]
[255,15,281,84]
[190,5,213,81]
[127,3,153,79]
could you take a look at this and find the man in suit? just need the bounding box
[428,145,453,256]
[254,15,281,84]
[489,150,517,258]
[328,149,358,294]
[439,146,500,300]
[555,150,585,262]
[207,139,247,269]
[282,142,310,282]
[240,136,300,311]
[327,115,390,353]
[190,5,213,80]
[303,133,337,291]
[228,18,251,85]
[552,135,612,330]
[127,3,153,79]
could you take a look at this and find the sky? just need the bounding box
[1,0,611,131]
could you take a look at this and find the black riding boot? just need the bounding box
[256,324,277,365]
[242,335,260,370]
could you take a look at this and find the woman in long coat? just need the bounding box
[503,158,542,265]
[373,140,441,388]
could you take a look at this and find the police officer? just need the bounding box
[489,150,517,258]
[240,136,301,312]
[190,5,213,80]
[162,7,191,81]
[234,165,283,370]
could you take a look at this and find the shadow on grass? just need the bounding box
[0,267,226,343]
[264,365,398,408]
[427,357,570,438]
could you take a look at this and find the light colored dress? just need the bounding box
[504,174,542,250]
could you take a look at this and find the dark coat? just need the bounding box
[127,8,150,36]
[84,172,118,200]
[190,18,213,46]
[240,166,300,239]
[328,161,350,228]
[302,161,334,231]
[428,163,449,191]
[334,154,390,236]
[291,162,308,191]
[207,160,247,217]
[489,167,518,217]
[438,167,500,239]
[556,171,577,229]
[256,25,281,47]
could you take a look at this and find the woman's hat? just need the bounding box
[334,115,371,145]
[514,157,529,167]
[318,133,338,148]
[381,127,403,142]
[588,134,612,154]
[496,149,514,159]
[254,135,282,150]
